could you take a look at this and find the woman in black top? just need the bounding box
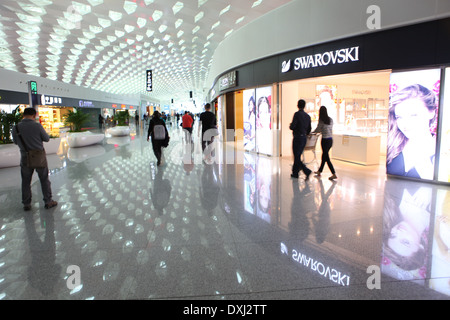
[147,111,169,166]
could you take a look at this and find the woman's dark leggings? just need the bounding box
[318,138,335,174]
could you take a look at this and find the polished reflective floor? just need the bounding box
[0,122,449,300]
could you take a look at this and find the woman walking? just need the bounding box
[313,106,337,180]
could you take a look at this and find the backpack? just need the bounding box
[153,124,166,140]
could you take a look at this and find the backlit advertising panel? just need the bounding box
[255,86,273,156]
[386,69,441,180]
[243,89,256,152]
[437,68,450,183]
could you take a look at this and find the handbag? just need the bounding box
[162,135,170,148]
[15,125,47,168]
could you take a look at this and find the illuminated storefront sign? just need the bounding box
[219,71,237,91]
[41,94,62,105]
[79,100,94,108]
[281,46,360,73]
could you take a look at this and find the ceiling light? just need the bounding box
[109,11,122,22]
[152,10,163,22]
[16,22,40,33]
[50,34,67,42]
[49,40,65,49]
[115,30,125,38]
[124,24,135,33]
[123,1,138,14]
[159,25,168,33]
[83,31,96,39]
[107,35,117,42]
[211,21,220,30]
[18,38,39,48]
[53,27,70,37]
[47,46,62,55]
[172,2,184,15]
[72,2,92,15]
[78,38,90,45]
[195,12,204,23]
[18,3,47,16]
[98,18,111,28]
[87,0,104,6]
[29,0,53,6]
[19,46,39,54]
[137,18,147,28]
[90,25,103,34]
[16,30,39,40]
[16,13,42,24]
[57,18,77,30]
[197,0,209,8]
[220,5,230,16]
[252,0,263,8]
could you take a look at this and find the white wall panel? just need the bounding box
[207,0,450,90]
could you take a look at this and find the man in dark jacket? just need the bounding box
[199,103,217,159]
[289,99,312,180]
[12,108,57,211]
[147,111,169,166]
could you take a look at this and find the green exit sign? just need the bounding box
[29,81,38,95]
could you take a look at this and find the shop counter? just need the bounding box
[332,133,381,165]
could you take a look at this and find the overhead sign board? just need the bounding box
[146,69,153,92]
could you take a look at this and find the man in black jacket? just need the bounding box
[147,111,169,166]
[12,108,57,211]
[289,99,312,180]
[199,103,217,160]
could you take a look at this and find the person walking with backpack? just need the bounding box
[147,111,169,166]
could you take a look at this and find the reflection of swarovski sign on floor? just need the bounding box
[282,243,351,286]
[281,46,360,73]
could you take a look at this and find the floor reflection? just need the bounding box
[0,124,448,299]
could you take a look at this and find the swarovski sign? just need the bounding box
[281,46,360,73]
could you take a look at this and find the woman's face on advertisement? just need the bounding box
[259,100,269,114]
[388,221,422,258]
[395,98,434,139]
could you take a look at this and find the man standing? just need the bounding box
[12,108,57,211]
[289,99,312,180]
[199,103,217,159]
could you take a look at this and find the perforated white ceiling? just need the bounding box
[0,0,292,104]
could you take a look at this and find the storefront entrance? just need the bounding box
[280,70,391,165]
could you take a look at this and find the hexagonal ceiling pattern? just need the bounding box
[0,0,292,104]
